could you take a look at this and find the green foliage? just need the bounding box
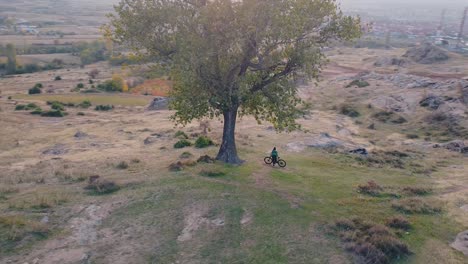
[34,83,43,89]
[15,103,39,111]
[41,110,66,117]
[50,101,65,111]
[199,170,226,178]
[108,0,362,161]
[76,83,85,89]
[97,80,123,92]
[174,139,192,149]
[30,108,43,115]
[195,136,214,148]
[95,105,114,111]
[54,76,62,81]
[79,41,109,65]
[179,151,193,159]
[28,86,42,95]
[79,100,92,108]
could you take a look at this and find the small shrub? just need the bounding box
[116,161,129,169]
[54,76,62,81]
[392,198,441,214]
[84,176,119,195]
[30,108,43,115]
[169,161,184,171]
[357,180,382,196]
[334,218,411,264]
[406,134,419,139]
[77,112,85,116]
[89,79,94,84]
[79,100,92,108]
[34,83,43,88]
[346,79,370,88]
[28,86,42,94]
[180,152,193,159]
[76,83,85,89]
[174,139,192,149]
[174,130,188,139]
[339,105,360,118]
[195,136,214,148]
[386,216,411,230]
[41,110,66,117]
[402,187,431,196]
[95,105,114,111]
[8,96,12,100]
[200,170,226,177]
[51,101,65,111]
[15,105,26,111]
[373,111,407,124]
[197,155,215,163]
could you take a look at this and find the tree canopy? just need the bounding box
[108,0,361,164]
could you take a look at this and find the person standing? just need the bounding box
[271,147,278,166]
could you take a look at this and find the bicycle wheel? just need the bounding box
[264,157,272,164]
[278,159,286,168]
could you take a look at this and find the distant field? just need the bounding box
[13,94,152,107]
[0,35,102,47]
[0,53,80,65]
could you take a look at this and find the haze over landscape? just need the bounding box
[0,0,467,263]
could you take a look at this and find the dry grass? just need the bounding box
[392,198,442,214]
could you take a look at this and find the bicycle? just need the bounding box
[264,156,287,168]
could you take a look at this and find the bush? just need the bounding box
[392,198,441,214]
[168,160,196,171]
[50,101,65,111]
[95,105,114,111]
[34,83,43,89]
[76,83,85,89]
[116,161,129,169]
[54,76,62,81]
[30,108,43,115]
[346,79,370,88]
[84,176,119,195]
[8,96,12,100]
[385,216,411,230]
[41,110,66,117]
[195,136,214,148]
[77,112,85,116]
[174,139,192,149]
[402,187,432,196]
[28,86,42,94]
[406,134,419,139]
[357,181,382,196]
[180,152,193,159]
[197,155,216,163]
[334,218,411,264]
[373,111,407,124]
[79,100,92,108]
[339,105,360,117]
[200,170,226,177]
[15,103,39,111]
[174,130,188,139]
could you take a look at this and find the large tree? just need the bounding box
[108,0,361,164]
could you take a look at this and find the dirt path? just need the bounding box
[4,201,125,264]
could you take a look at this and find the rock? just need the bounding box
[403,43,449,64]
[42,144,68,155]
[147,97,169,111]
[419,95,444,110]
[434,140,466,153]
[451,230,468,256]
[40,216,49,224]
[74,131,88,139]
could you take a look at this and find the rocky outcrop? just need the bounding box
[147,97,169,111]
[403,43,449,64]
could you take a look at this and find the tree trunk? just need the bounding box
[216,106,242,164]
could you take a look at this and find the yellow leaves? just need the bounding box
[112,74,129,92]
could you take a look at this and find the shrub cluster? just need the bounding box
[95,105,114,111]
[392,198,441,214]
[28,83,43,94]
[346,79,370,88]
[334,218,411,264]
[195,136,214,148]
[357,180,383,196]
[385,216,411,230]
[174,139,192,149]
[339,105,360,118]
